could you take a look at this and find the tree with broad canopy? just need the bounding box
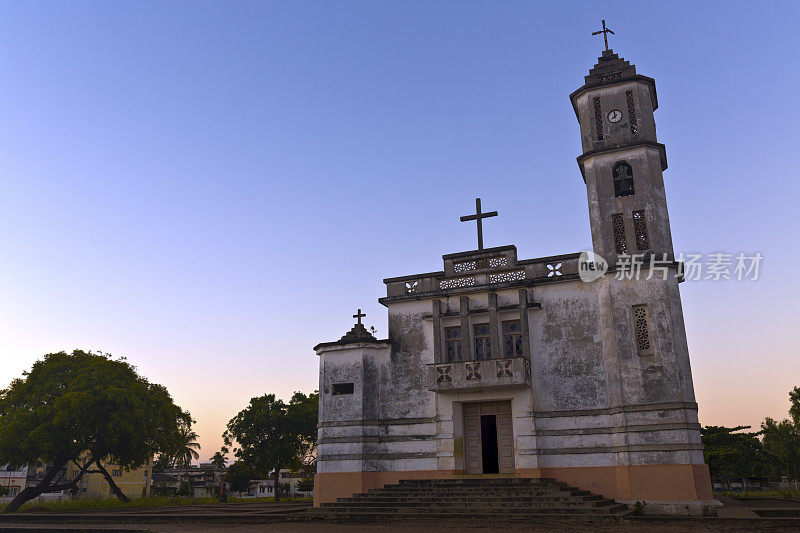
[224,461,259,494]
[0,350,192,512]
[223,391,317,502]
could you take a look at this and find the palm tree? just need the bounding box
[210,451,227,469]
[175,423,201,468]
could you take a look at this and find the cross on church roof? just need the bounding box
[592,20,615,51]
[353,308,366,325]
[460,198,498,251]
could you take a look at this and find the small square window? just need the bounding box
[332,383,354,395]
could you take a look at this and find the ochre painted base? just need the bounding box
[314,470,458,506]
[516,464,713,501]
[314,464,712,506]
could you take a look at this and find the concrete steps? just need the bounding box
[306,477,631,521]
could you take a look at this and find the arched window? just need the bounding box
[613,161,635,197]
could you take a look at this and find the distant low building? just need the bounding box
[150,472,180,497]
[25,465,71,502]
[0,465,28,499]
[712,476,770,492]
[248,470,313,498]
[163,463,225,498]
[67,458,153,500]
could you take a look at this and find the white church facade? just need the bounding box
[313,47,714,510]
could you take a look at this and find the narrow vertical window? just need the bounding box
[612,214,628,254]
[444,326,462,363]
[473,324,491,360]
[502,320,523,358]
[632,305,653,355]
[632,210,650,251]
[626,90,638,134]
[613,161,635,197]
[593,97,604,141]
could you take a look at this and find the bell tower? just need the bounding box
[570,47,674,263]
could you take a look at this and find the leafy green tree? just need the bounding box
[701,425,771,486]
[152,453,173,474]
[210,451,227,469]
[177,480,193,497]
[790,386,800,427]
[759,387,800,481]
[296,478,314,493]
[761,417,800,479]
[290,391,319,470]
[223,391,318,502]
[0,350,190,512]
[225,461,259,494]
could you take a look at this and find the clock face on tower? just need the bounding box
[607,109,623,123]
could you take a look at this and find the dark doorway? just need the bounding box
[480,415,499,474]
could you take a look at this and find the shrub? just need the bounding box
[632,500,647,516]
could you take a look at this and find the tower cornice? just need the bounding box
[576,141,667,182]
[569,74,657,120]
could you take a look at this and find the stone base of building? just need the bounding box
[517,464,713,502]
[314,470,458,506]
[314,464,713,507]
[616,499,723,516]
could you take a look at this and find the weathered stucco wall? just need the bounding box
[318,269,703,478]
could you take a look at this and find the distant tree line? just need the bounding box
[0,350,319,512]
[702,386,800,486]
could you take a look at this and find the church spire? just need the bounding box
[583,49,638,89]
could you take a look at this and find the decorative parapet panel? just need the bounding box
[381,245,582,303]
[487,270,525,284]
[453,256,508,273]
[427,357,531,393]
[439,276,476,290]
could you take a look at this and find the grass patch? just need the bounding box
[719,489,800,500]
[3,496,217,513]
[228,496,312,503]
[0,495,313,513]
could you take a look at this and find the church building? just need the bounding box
[313,44,714,512]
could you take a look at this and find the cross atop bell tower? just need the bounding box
[592,20,615,51]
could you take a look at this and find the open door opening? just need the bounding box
[480,414,499,474]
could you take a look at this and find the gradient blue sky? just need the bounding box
[1,1,798,459]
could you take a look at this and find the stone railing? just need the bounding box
[383,252,581,300]
[427,357,531,393]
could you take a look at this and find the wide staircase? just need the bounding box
[307,477,631,521]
